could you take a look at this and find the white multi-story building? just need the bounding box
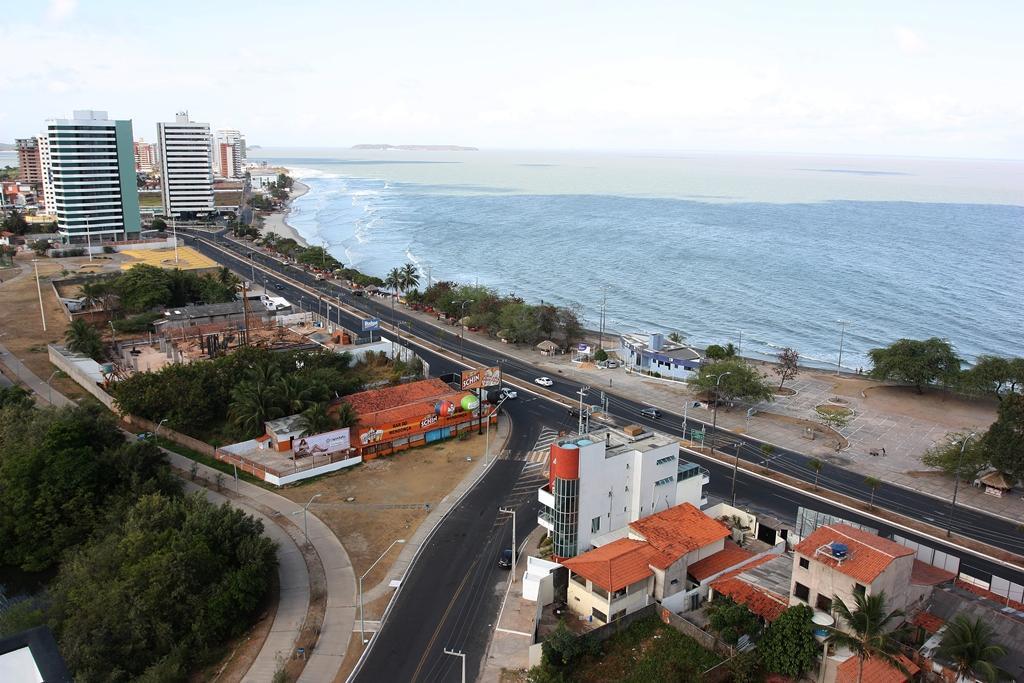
[134,139,158,173]
[213,129,246,179]
[38,134,55,215]
[157,112,214,217]
[537,427,709,560]
[45,110,141,241]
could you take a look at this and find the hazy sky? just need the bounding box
[3,0,1022,158]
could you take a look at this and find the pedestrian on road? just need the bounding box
[609,379,612,387]
[881,447,887,456]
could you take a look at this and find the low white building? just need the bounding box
[620,332,703,380]
[537,427,709,560]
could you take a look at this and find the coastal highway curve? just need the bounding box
[181,230,1024,585]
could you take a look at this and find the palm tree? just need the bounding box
[334,402,360,431]
[384,267,402,327]
[276,374,317,414]
[864,476,882,510]
[298,401,336,436]
[937,615,1009,682]
[229,379,284,437]
[64,319,104,360]
[808,458,824,490]
[216,266,240,288]
[400,263,420,292]
[828,591,908,683]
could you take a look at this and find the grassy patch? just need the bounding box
[815,404,853,417]
[574,616,721,683]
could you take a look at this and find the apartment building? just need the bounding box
[45,110,141,241]
[213,129,246,179]
[38,134,55,215]
[134,139,157,173]
[157,112,214,217]
[15,138,43,197]
[537,428,709,560]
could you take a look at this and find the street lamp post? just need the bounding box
[46,371,58,404]
[730,442,742,506]
[443,648,466,683]
[458,300,474,359]
[486,395,510,463]
[499,506,517,581]
[836,320,850,376]
[291,493,322,545]
[360,538,406,644]
[156,418,168,448]
[710,371,732,457]
[32,259,46,332]
[946,432,977,537]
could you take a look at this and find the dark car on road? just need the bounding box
[274,283,286,291]
[640,407,662,419]
[498,549,513,568]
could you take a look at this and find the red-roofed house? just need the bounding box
[833,653,919,683]
[560,502,734,624]
[791,524,917,624]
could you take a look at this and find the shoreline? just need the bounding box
[260,175,310,247]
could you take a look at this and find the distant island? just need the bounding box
[0,142,15,151]
[352,144,478,152]
[247,145,262,150]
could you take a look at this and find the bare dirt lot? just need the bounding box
[279,431,484,586]
[862,384,997,430]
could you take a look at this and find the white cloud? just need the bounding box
[47,0,78,21]
[894,27,927,55]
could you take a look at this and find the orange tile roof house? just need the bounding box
[791,524,920,625]
[834,654,919,683]
[709,554,791,623]
[561,503,750,625]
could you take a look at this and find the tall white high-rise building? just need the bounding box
[157,112,214,217]
[45,110,141,241]
[213,129,246,179]
[37,134,55,215]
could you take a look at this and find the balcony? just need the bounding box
[538,510,554,531]
[538,486,554,509]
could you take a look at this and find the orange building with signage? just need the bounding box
[337,378,495,459]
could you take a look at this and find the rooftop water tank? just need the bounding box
[831,543,849,560]
[812,611,835,640]
[577,439,593,446]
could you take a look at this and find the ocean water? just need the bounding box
[262,149,1022,369]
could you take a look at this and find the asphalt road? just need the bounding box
[186,231,1024,556]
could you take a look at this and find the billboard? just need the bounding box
[293,428,351,458]
[461,366,501,391]
[362,318,380,331]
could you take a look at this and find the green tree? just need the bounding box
[816,406,852,430]
[921,430,989,480]
[936,615,1010,682]
[116,264,172,312]
[334,402,360,430]
[1,209,30,235]
[298,401,335,436]
[960,355,1024,401]
[705,344,728,360]
[690,359,775,406]
[828,592,908,683]
[864,476,882,509]
[981,393,1024,483]
[594,348,608,362]
[229,378,284,437]
[807,457,824,490]
[868,337,962,393]
[760,605,818,678]
[668,331,686,344]
[775,347,800,390]
[150,217,168,231]
[64,319,104,360]
[704,595,761,645]
[498,302,541,344]
[400,262,420,291]
[0,385,33,409]
[30,238,51,256]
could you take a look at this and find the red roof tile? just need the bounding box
[911,611,945,635]
[628,503,731,567]
[710,576,789,622]
[562,538,666,593]
[343,378,454,417]
[910,559,955,586]
[688,541,755,582]
[836,654,919,683]
[794,524,914,584]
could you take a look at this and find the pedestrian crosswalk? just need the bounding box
[503,426,560,463]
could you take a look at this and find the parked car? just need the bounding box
[499,387,518,400]
[640,407,662,419]
[534,377,554,387]
[273,282,286,291]
[498,549,513,568]
[606,360,619,368]
[568,407,579,418]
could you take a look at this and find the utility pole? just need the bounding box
[710,371,732,456]
[443,648,466,683]
[598,284,608,351]
[172,217,179,266]
[730,441,741,506]
[499,506,517,581]
[32,259,46,331]
[576,386,589,435]
[946,432,977,537]
[836,320,850,375]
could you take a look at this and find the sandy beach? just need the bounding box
[261,176,309,247]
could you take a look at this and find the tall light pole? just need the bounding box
[946,432,977,537]
[46,371,58,404]
[156,418,168,448]
[597,284,608,351]
[458,300,474,359]
[443,648,466,683]
[291,493,322,544]
[730,442,742,506]
[360,538,406,644]
[32,259,46,331]
[710,371,732,457]
[486,394,510,463]
[499,506,517,580]
[172,217,180,266]
[836,320,850,376]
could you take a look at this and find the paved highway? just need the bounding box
[180,230,1024,681]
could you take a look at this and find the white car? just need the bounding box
[534,377,554,387]
[499,387,518,400]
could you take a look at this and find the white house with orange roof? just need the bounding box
[561,502,742,624]
[791,524,918,624]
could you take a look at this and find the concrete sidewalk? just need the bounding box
[0,341,75,407]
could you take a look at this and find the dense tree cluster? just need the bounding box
[0,403,277,681]
[689,358,775,405]
[80,263,240,316]
[868,337,962,393]
[408,281,584,349]
[758,604,819,678]
[111,346,364,440]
